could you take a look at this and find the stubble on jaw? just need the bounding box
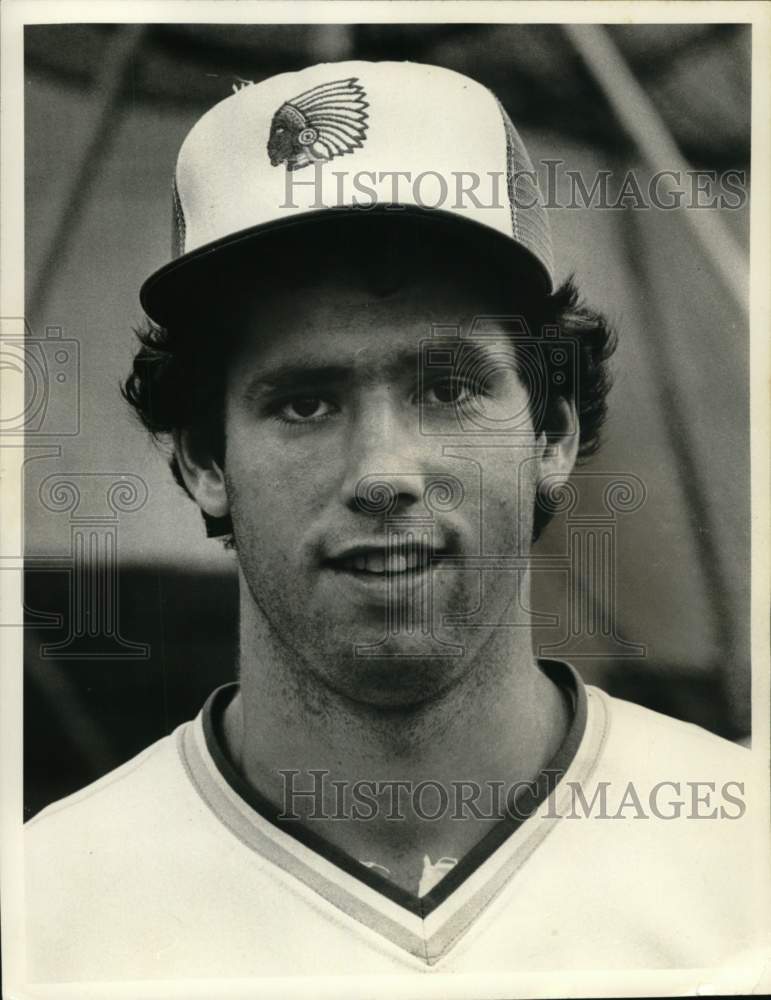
[223,424,544,714]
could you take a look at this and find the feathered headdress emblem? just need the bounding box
[267,78,369,172]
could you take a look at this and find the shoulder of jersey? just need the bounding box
[591,685,752,782]
[25,728,200,858]
[27,692,754,835]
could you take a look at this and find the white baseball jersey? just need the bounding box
[25,661,764,982]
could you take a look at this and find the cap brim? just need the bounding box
[140,206,553,327]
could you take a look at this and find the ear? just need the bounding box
[173,428,229,519]
[535,397,579,487]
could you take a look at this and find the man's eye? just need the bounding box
[423,377,482,406]
[277,397,335,423]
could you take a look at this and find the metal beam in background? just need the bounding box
[620,210,749,737]
[563,23,748,314]
[563,23,748,734]
[564,22,750,730]
[29,25,147,318]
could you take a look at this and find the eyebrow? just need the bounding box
[242,340,516,397]
[243,348,425,396]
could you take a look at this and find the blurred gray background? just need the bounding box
[21,23,751,816]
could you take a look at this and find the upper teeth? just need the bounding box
[343,550,425,573]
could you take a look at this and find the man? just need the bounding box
[26,61,763,982]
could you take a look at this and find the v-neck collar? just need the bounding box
[177,659,607,964]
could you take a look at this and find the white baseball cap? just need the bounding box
[140,60,554,324]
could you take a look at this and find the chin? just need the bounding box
[321,647,469,711]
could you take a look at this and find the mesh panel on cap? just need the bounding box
[497,102,555,290]
[171,178,187,259]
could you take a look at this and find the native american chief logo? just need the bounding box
[267,78,369,172]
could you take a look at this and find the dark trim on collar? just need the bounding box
[200,658,587,918]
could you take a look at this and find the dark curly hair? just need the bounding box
[123,271,616,545]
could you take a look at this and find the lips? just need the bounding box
[324,543,439,577]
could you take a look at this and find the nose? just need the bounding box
[339,391,425,517]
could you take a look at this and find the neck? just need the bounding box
[222,572,570,888]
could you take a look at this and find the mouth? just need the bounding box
[323,543,443,580]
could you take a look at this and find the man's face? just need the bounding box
[218,235,552,708]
